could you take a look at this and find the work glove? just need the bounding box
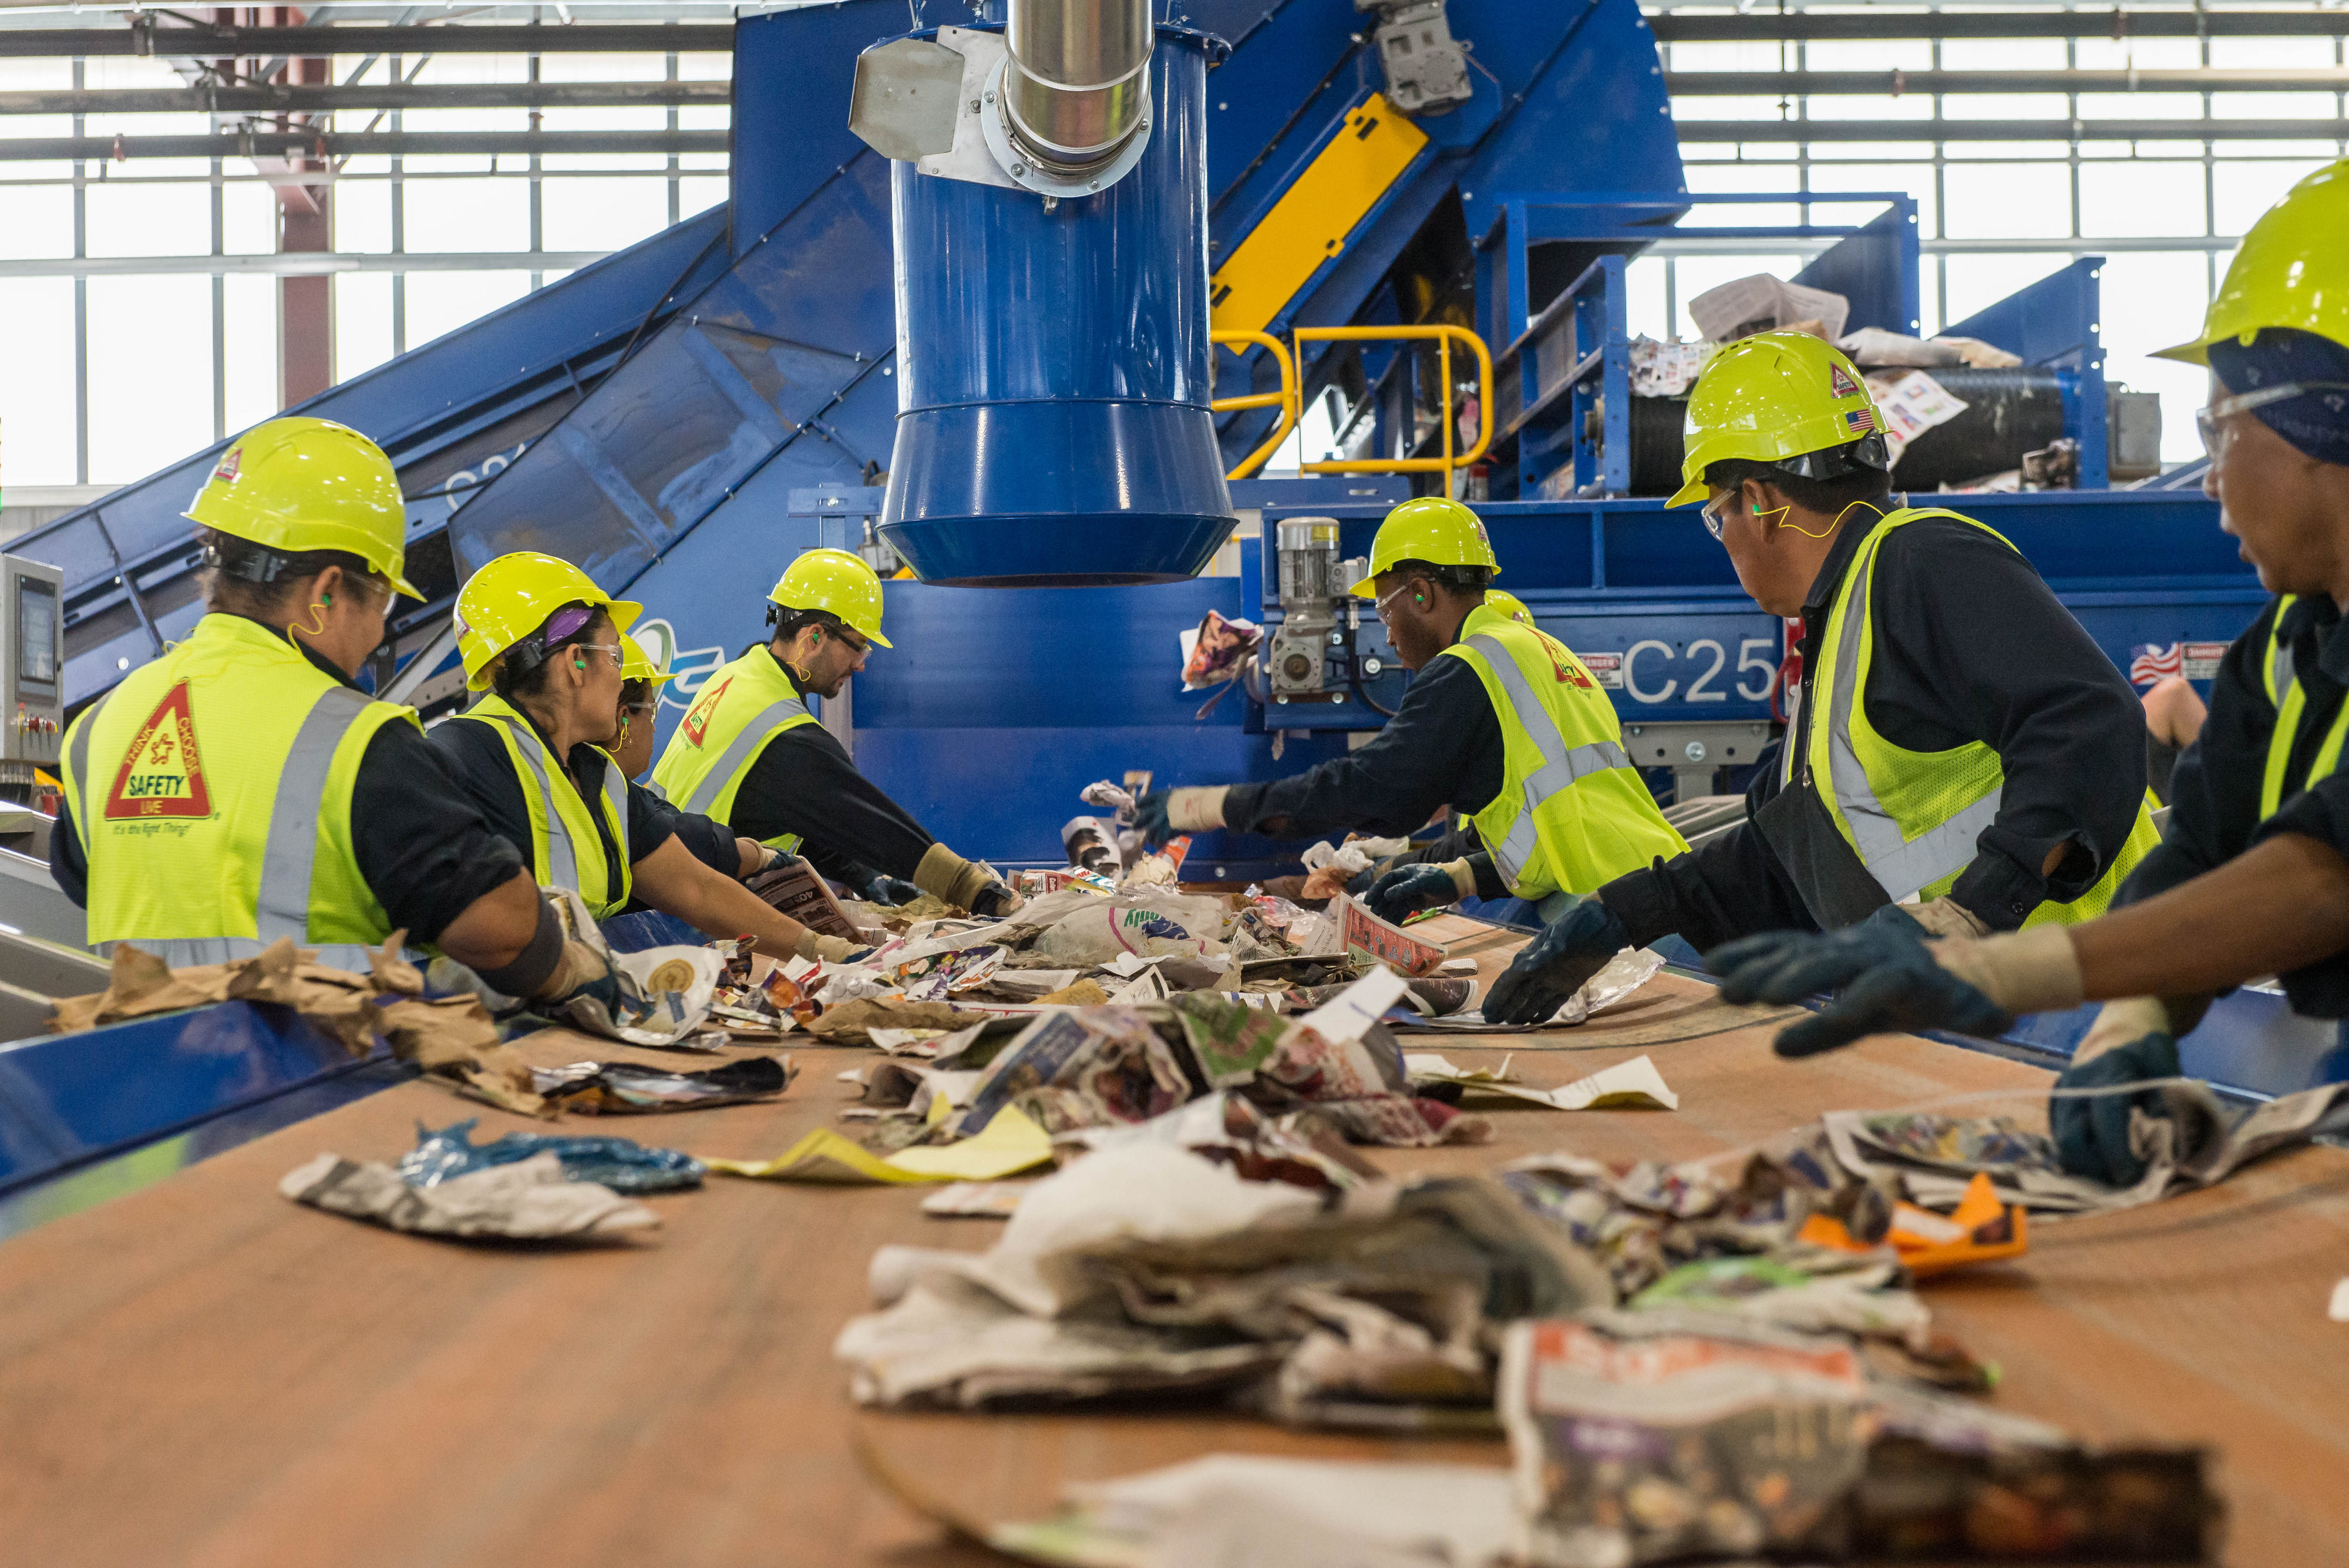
[2050,1027,2182,1188]
[1708,904,2081,1059]
[530,938,622,1015]
[1366,861,1472,926]
[971,883,1025,918]
[795,930,874,965]
[1482,895,1634,1027]
[861,873,925,907]
[1133,786,1228,849]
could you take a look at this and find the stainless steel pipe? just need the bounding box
[1001,0,1153,170]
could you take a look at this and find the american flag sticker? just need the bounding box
[1843,408,1875,433]
[2128,642,2183,688]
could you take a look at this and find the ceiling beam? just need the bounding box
[0,128,729,159]
[0,80,731,115]
[1674,115,2349,140]
[0,22,735,59]
[1649,9,2349,39]
[1667,68,2349,95]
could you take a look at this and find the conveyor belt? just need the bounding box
[0,926,2343,1565]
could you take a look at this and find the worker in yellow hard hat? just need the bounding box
[610,632,674,783]
[1483,328,2164,1024]
[52,417,615,1011]
[651,548,1014,914]
[1137,496,1688,933]
[430,551,869,964]
[1709,161,2349,1185]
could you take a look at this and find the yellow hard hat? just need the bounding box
[454,551,641,692]
[1668,331,1886,508]
[2156,160,2349,365]
[184,416,420,598]
[1483,589,1535,626]
[769,547,891,648]
[1347,497,1500,598]
[618,631,673,685]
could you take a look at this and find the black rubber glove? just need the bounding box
[2051,1031,2180,1187]
[1365,863,1460,925]
[972,883,1024,918]
[1132,789,1174,849]
[1482,897,1633,1026]
[861,873,924,907]
[1707,904,2010,1058]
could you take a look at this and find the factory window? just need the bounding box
[0,41,731,499]
[1653,11,2349,468]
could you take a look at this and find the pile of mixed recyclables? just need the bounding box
[836,1119,2221,1568]
[695,868,1670,1163]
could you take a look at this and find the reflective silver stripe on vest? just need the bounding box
[476,709,631,892]
[68,689,113,852]
[1459,634,1636,887]
[254,686,373,944]
[679,697,810,815]
[1825,549,2002,902]
[96,935,382,974]
[2273,637,2296,708]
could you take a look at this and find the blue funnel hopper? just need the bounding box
[876,26,1234,586]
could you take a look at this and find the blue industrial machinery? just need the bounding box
[2,0,2328,1214]
[877,22,1237,585]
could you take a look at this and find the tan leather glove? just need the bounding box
[1163,785,1229,832]
[529,939,617,1004]
[1905,897,1990,939]
[794,929,864,965]
[914,842,998,910]
[1930,924,2086,1018]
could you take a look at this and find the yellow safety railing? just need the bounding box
[1208,324,1493,481]
[1209,329,1298,481]
[1295,324,1492,476]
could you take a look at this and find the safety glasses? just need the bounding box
[1701,493,1735,541]
[1372,582,1415,620]
[2197,382,2349,455]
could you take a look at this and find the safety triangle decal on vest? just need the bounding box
[104,679,214,820]
[681,675,731,748]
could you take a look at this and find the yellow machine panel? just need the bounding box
[1209,93,1429,337]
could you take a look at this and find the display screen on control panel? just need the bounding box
[15,576,58,705]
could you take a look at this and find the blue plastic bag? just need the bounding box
[395,1119,705,1193]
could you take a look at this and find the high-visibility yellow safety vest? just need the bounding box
[1795,506,2161,925]
[1437,604,1689,910]
[2256,593,2349,817]
[450,693,634,919]
[61,613,417,970]
[650,648,818,854]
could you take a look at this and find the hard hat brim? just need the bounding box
[863,628,893,648]
[1665,478,1709,509]
[2151,335,2213,366]
[1348,573,1378,600]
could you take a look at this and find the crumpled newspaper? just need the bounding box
[1401,946,1664,1032]
[279,1150,658,1241]
[1823,1079,2349,1216]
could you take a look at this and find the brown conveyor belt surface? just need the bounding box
[2,925,2347,1567]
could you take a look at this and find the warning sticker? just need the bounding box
[1529,628,1595,689]
[1828,364,1860,399]
[1581,651,1624,690]
[211,446,241,484]
[105,679,213,820]
[2183,641,2229,681]
[680,675,731,748]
